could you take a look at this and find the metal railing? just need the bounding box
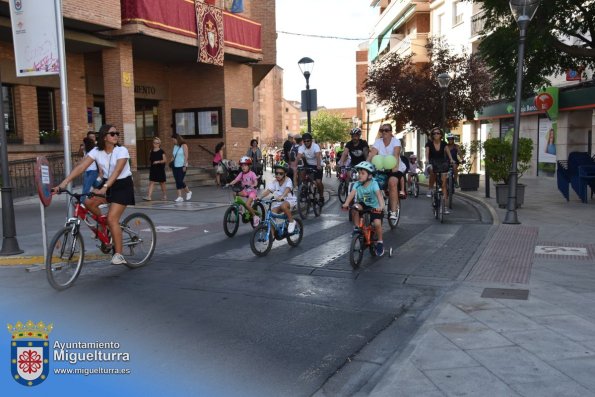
[1,153,82,198]
[471,11,486,37]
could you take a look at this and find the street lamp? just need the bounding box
[504,0,540,225]
[366,102,373,142]
[437,72,451,132]
[298,57,314,133]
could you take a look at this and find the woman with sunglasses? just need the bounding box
[425,127,456,212]
[53,124,135,265]
[258,161,297,234]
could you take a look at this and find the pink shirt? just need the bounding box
[232,170,258,188]
[213,152,222,164]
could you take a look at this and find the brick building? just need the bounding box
[0,0,276,170]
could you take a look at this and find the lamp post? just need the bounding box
[366,102,372,142]
[504,0,540,225]
[298,57,314,133]
[437,72,451,132]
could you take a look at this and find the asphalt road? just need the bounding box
[0,185,492,396]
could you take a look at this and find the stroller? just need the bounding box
[220,159,240,185]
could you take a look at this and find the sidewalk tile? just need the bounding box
[369,361,444,397]
[425,367,520,397]
[435,321,514,350]
[427,303,476,325]
[509,380,595,397]
[467,346,569,385]
[494,296,567,318]
[502,328,595,361]
[533,314,595,342]
[549,356,595,391]
[409,330,479,371]
[470,308,542,333]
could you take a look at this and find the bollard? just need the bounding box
[485,171,490,198]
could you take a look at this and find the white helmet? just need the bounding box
[239,156,253,166]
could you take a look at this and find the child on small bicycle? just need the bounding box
[407,154,419,189]
[226,156,260,226]
[258,160,297,233]
[341,161,386,256]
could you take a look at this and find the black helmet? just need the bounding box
[302,133,313,141]
[350,128,362,136]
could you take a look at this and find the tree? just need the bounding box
[472,0,595,98]
[310,110,350,144]
[364,38,491,134]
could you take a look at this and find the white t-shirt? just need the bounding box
[372,137,406,172]
[84,150,98,171]
[298,142,321,166]
[88,146,132,180]
[270,177,296,207]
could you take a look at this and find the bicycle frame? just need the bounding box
[355,210,375,248]
[261,200,290,240]
[71,198,111,245]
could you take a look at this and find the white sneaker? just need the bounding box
[174,196,184,202]
[111,253,127,265]
[389,211,398,220]
[426,191,432,198]
[288,221,296,234]
[444,208,451,214]
[186,191,193,201]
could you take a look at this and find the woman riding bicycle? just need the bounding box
[425,127,456,211]
[53,124,134,265]
[342,161,385,256]
[258,160,297,234]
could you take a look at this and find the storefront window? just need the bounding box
[173,108,222,137]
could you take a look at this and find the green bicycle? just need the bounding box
[223,185,266,237]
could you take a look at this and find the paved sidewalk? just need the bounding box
[365,176,595,396]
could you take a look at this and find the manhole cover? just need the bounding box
[481,288,529,300]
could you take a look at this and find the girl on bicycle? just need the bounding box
[341,161,385,256]
[53,124,134,265]
[226,156,260,226]
[258,161,297,233]
[407,154,419,192]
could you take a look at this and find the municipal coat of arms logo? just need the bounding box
[14,0,22,11]
[7,320,53,387]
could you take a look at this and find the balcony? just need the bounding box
[389,32,429,63]
[120,0,262,60]
[471,11,486,38]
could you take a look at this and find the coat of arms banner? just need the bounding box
[195,1,224,66]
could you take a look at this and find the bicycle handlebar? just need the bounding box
[53,188,106,199]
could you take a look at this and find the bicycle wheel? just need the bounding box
[433,192,439,219]
[297,183,310,219]
[250,224,273,256]
[413,179,419,198]
[312,186,321,217]
[286,219,303,246]
[121,213,156,268]
[439,194,445,223]
[448,174,454,209]
[223,206,240,237]
[338,181,348,204]
[251,202,266,229]
[349,234,364,269]
[46,226,84,290]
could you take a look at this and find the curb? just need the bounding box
[0,253,110,267]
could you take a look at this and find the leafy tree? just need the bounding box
[310,110,350,144]
[472,0,595,98]
[364,38,491,133]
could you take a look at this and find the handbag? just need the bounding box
[169,147,181,169]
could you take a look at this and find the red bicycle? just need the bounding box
[46,189,156,290]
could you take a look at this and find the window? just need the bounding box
[37,87,57,132]
[437,13,445,36]
[453,1,464,26]
[2,85,17,142]
[173,107,222,137]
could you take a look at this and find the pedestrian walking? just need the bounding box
[213,141,225,188]
[171,134,192,202]
[143,137,167,201]
[80,131,99,201]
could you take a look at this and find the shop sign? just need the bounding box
[534,93,554,111]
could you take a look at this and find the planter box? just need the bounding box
[495,183,525,209]
[459,173,480,191]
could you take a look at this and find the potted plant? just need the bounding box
[457,140,481,191]
[483,136,533,208]
[39,130,61,144]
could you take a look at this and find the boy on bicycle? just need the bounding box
[407,154,419,193]
[258,161,297,233]
[341,161,385,256]
[226,156,260,226]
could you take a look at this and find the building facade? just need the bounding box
[1,0,277,172]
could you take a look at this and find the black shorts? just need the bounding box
[359,205,384,222]
[106,176,135,206]
[304,165,323,180]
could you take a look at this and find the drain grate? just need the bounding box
[481,288,529,300]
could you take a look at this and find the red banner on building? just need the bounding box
[195,1,224,66]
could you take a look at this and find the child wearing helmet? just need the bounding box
[407,154,419,189]
[258,160,297,233]
[341,161,386,256]
[227,156,260,226]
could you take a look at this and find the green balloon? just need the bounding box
[384,155,397,170]
[371,155,384,170]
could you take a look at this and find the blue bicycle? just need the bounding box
[250,199,304,256]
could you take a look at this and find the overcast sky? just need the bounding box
[275,0,377,109]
